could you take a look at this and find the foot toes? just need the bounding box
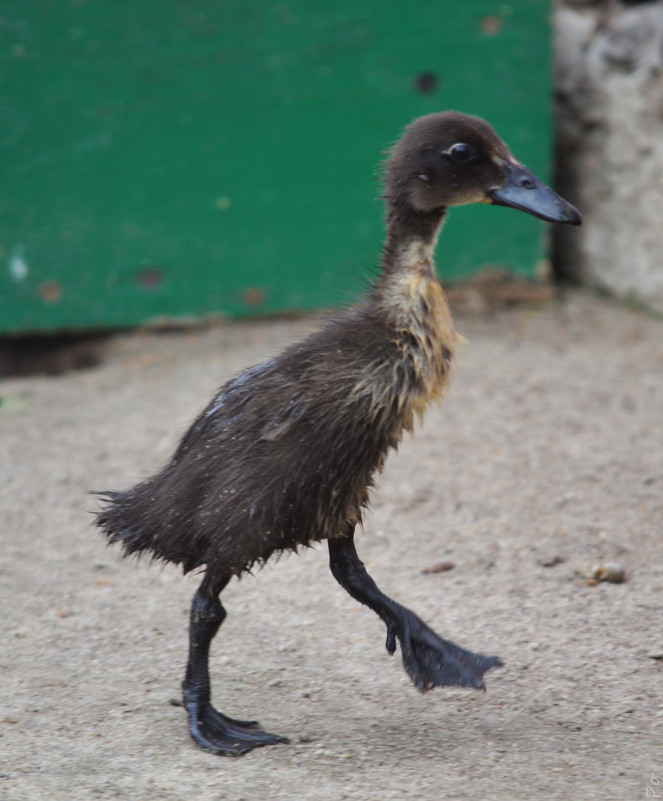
[385,622,397,655]
[204,706,260,731]
[187,703,288,756]
[399,628,502,691]
[193,723,289,756]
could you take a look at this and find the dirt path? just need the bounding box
[1,291,661,800]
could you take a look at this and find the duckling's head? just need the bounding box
[385,111,581,225]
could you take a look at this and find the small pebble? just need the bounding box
[537,554,564,568]
[589,562,626,584]
[421,561,455,574]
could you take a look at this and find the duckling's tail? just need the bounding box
[91,485,201,572]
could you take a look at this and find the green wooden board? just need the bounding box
[0,1,553,333]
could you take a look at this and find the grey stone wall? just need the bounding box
[555,0,663,313]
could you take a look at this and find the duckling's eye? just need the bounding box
[448,143,475,163]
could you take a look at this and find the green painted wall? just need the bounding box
[0,1,553,333]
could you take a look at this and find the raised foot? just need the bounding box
[186,702,289,756]
[386,617,502,692]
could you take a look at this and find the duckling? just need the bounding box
[95,111,580,756]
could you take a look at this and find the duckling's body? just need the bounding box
[100,237,454,577]
[95,111,580,756]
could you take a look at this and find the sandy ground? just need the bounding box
[1,290,661,801]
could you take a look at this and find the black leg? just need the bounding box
[182,580,289,756]
[328,528,502,692]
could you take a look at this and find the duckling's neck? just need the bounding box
[371,199,450,325]
[381,202,447,276]
[365,198,456,414]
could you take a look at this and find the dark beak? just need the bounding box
[488,160,582,225]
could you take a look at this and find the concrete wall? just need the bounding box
[555,0,663,313]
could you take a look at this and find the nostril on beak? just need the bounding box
[520,178,536,190]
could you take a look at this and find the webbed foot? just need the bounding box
[386,616,502,691]
[185,700,289,756]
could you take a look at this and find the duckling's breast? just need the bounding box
[366,241,458,427]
